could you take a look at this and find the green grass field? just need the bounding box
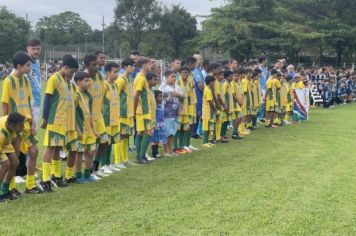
[1,102,356,235]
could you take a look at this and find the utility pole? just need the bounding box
[102,16,105,53]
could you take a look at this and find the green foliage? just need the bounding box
[202,0,356,65]
[114,0,162,50]
[0,7,30,63]
[35,11,92,45]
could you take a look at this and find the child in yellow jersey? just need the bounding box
[0,112,25,201]
[240,68,252,134]
[272,73,282,126]
[202,75,217,147]
[184,56,199,151]
[285,76,293,124]
[84,54,108,177]
[231,70,244,139]
[1,51,41,195]
[74,72,100,182]
[63,75,79,184]
[250,69,262,129]
[220,70,234,141]
[214,70,227,143]
[101,62,121,173]
[264,69,280,128]
[279,74,291,125]
[134,57,154,164]
[174,67,191,153]
[114,58,136,169]
[40,55,78,192]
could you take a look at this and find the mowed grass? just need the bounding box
[1,93,356,234]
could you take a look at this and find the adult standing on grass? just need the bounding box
[258,56,268,123]
[192,53,204,139]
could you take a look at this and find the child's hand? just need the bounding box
[94,131,100,138]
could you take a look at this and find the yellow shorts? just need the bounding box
[120,117,134,136]
[94,117,109,144]
[43,124,66,147]
[136,114,152,132]
[66,131,78,152]
[20,121,37,153]
[221,112,229,122]
[106,125,120,144]
[202,119,215,132]
[78,132,97,153]
[178,115,190,130]
[286,103,292,112]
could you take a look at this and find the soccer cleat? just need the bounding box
[90,174,101,180]
[2,192,17,201]
[38,181,52,193]
[138,158,150,164]
[0,194,6,204]
[174,149,186,155]
[64,178,77,185]
[100,165,114,175]
[116,163,127,169]
[51,176,69,188]
[93,171,109,178]
[188,145,199,151]
[163,153,173,158]
[10,188,23,198]
[272,124,279,128]
[146,156,155,161]
[183,146,193,153]
[108,164,121,172]
[24,186,44,194]
[232,134,243,140]
[125,160,138,167]
[201,143,213,148]
[76,178,89,184]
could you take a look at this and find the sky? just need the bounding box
[2,0,226,29]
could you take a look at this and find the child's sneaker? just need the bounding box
[116,163,126,169]
[109,164,121,172]
[100,165,113,175]
[183,146,193,153]
[188,145,199,151]
[201,143,213,148]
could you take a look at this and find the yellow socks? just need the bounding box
[26,175,36,189]
[121,139,129,163]
[52,160,61,178]
[42,162,51,182]
[65,167,74,180]
[9,177,16,191]
[114,143,121,165]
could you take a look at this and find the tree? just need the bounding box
[114,0,162,50]
[36,11,92,45]
[0,7,30,63]
[159,5,197,58]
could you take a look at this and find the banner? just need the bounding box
[293,88,310,120]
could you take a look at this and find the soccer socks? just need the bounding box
[42,162,51,182]
[185,129,191,147]
[26,175,36,189]
[136,135,143,158]
[173,131,179,150]
[216,118,222,141]
[221,122,228,137]
[75,171,83,179]
[114,143,121,165]
[179,131,186,149]
[203,131,209,144]
[83,169,91,179]
[105,145,112,166]
[65,167,74,180]
[140,134,151,159]
[121,139,129,163]
[9,177,16,191]
[52,160,61,178]
[1,182,10,194]
[252,117,257,127]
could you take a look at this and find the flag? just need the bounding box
[293,88,310,121]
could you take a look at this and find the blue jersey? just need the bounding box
[28,60,42,108]
[258,65,268,90]
[192,67,204,115]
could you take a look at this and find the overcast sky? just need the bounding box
[2,0,226,29]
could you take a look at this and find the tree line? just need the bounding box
[1,0,356,66]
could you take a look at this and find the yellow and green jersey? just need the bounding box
[148,88,156,123]
[116,75,134,119]
[222,80,234,113]
[251,80,261,108]
[1,74,32,120]
[280,82,292,107]
[188,73,197,106]
[103,81,120,127]
[44,72,69,126]
[76,90,93,135]
[87,73,105,121]
[177,76,190,116]
[291,81,305,90]
[0,115,17,149]
[134,72,151,119]
[67,82,77,131]
[202,86,215,120]
[214,79,222,113]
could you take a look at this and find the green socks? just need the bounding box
[1,182,9,194]
[140,134,152,159]
[179,131,186,149]
[136,135,143,158]
[185,129,191,147]
[84,169,91,179]
[203,131,209,144]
